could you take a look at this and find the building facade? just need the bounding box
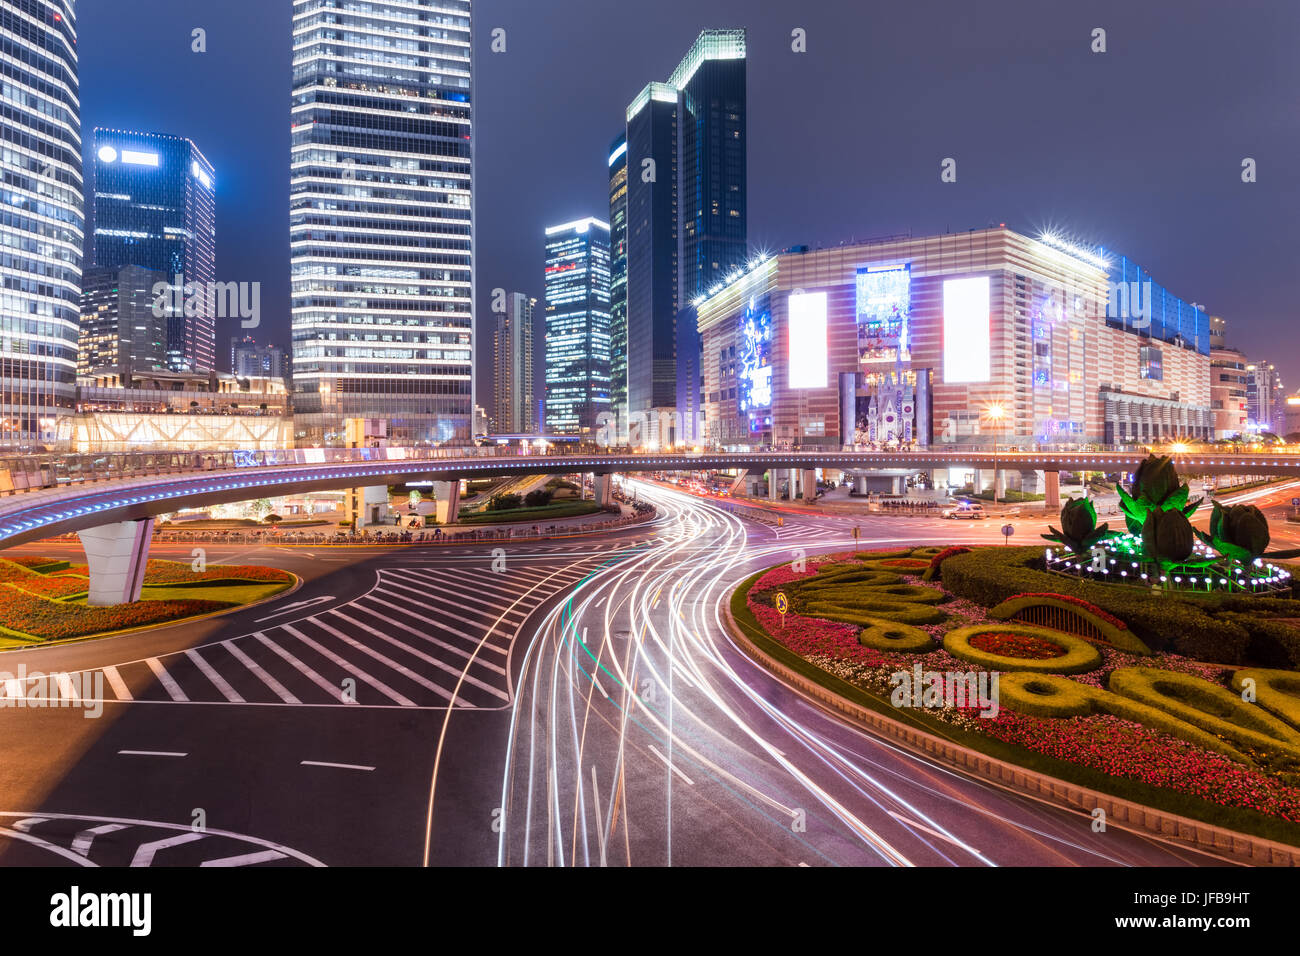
[79,266,169,376]
[608,133,629,439]
[1246,360,1283,435]
[696,227,1212,452]
[289,0,474,446]
[491,292,535,434]
[543,219,610,436]
[620,29,747,447]
[91,129,216,372]
[231,336,289,381]
[0,0,83,449]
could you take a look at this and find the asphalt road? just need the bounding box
[0,485,1269,867]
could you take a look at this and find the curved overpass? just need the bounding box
[3,448,1299,548]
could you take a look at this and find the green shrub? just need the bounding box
[858,619,934,653]
[999,673,1096,718]
[1231,669,1300,730]
[940,547,1251,663]
[943,624,1101,674]
[1218,612,1300,670]
[1108,667,1300,765]
[800,584,945,606]
[987,594,1152,655]
[806,601,948,627]
[797,568,902,589]
[858,558,932,573]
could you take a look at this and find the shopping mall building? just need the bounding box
[696,226,1212,457]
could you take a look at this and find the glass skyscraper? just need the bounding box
[90,129,217,372]
[492,292,535,434]
[543,219,610,436]
[290,0,474,446]
[607,133,628,441]
[79,265,169,376]
[0,0,83,449]
[621,30,746,446]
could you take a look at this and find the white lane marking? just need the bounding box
[131,832,206,867]
[647,745,695,785]
[327,610,506,702]
[224,638,300,704]
[53,672,77,701]
[199,849,288,867]
[353,595,508,666]
[0,827,96,867]
[101,665,132,701]
[10,817,47,832]
[71,823,129,856]
[145,657,189,702]
[301,760,375,772]
[376,580,517,641]
[255,595,335,622]
[887,812,984,857]
[309,616,469,706]
[185,648,245,703]
[118,750,187,758]
[2,678,21,699]
[253,630,351,704]
[281,623,416,706]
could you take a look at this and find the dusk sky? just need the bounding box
[79,0,1300,388]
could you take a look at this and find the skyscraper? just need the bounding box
[79,266,169,376]
[608,133,629,442]
[290,0,474,446]
[544,219,611,436]
[0,0,83,449]
[492,293,536,434]
[90,129,216,372]
[624,83,679,434]
[620,29,746,447]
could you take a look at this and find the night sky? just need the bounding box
[78,0,1300,391]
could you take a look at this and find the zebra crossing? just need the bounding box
[1,562,599,710]
[0,812,323,867]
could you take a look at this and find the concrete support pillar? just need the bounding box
[802,469,817,503]
[78,518,154,606]
[593,473,613,507]
[768,470,778,501]
[433,481,461,525]
[790,469,800,500]
[995,469,1005,501]
[1044,470,1061,509]
[854,475,868,495]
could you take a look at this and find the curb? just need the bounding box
[723,599,1300,867]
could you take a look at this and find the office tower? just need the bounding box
[290,0,474,446]
[90,129,216,372]
[231,337,288,381]
[544,219,611,436]
[621,29,746,446]
[492,293,536,433]
[0,0,82,448]
[608,133,629,442]
[624,83,679,434]
[79,266,169,376]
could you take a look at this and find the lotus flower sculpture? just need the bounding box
[1198,501,1270,563]
[1142,508,1196,567]
[1043,496,1113,553]
[1117,454,1202,535]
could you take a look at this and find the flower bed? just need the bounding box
[969,630,1066,660]
[143,559,293,585]
[742,545,1300,831]
[0,585,229,641]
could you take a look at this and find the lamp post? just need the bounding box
[985,403,1006,506]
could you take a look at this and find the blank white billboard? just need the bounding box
[788,291,828,389]
[943,276,991,383]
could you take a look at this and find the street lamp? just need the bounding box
[984,403,1006,505]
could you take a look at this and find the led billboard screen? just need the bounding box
[788,291,828,389]
[943,277,990,383]
[856,265,911,363]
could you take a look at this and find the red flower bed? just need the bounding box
[142,559,292,585]
[969,630,1066,660]
[1007,592,1129,630]
[876,558,931,571]
[928,546,971,573]
[0,585,229,641]
[0,560,87,598]
[984,712,1300,823]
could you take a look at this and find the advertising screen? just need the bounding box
[856,265,911,363]
[943,277,990,383]
[788,291,828,389]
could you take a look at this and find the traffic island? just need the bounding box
[0,557,295,647]
[728,543,1300,860]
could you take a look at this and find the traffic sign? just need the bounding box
[1291,497,1299,509]
[775,591,789,627]
[1001,524,1015,544]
